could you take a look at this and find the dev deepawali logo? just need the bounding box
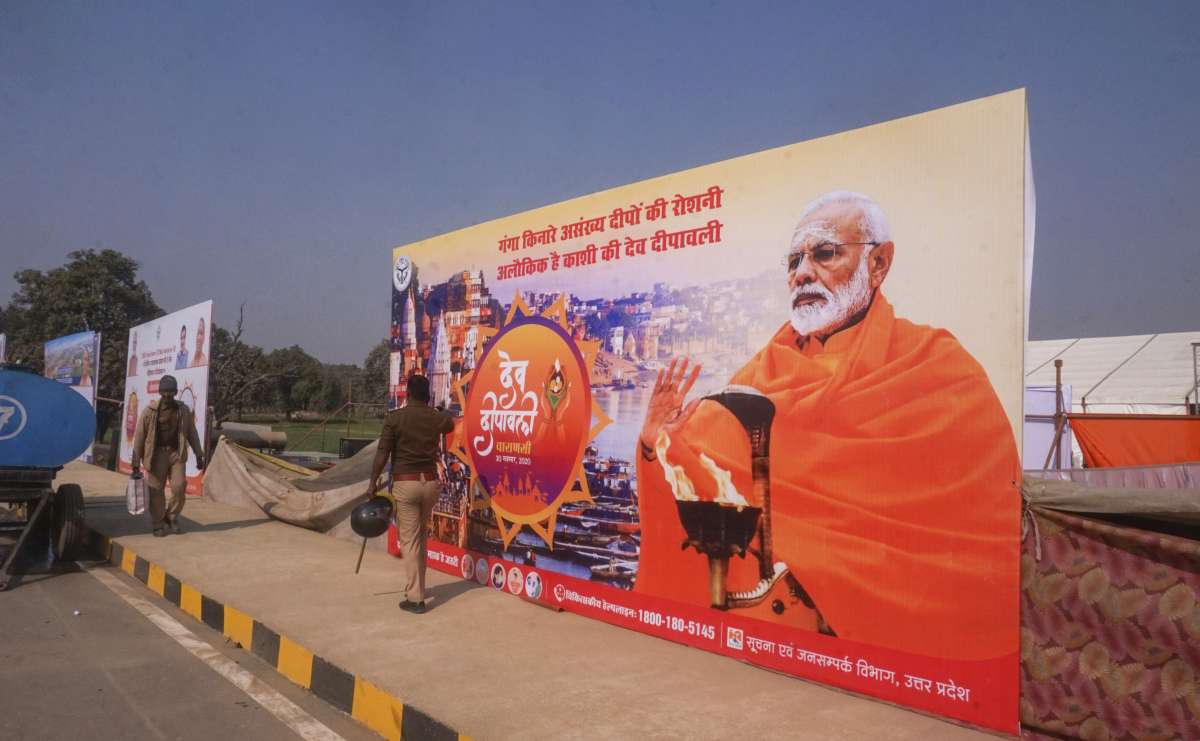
[452,294,610,548]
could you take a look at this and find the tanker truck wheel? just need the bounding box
[51,483,85,561]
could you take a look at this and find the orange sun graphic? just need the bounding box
[450,293,611,549]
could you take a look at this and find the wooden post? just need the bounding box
[109,402,124,471]
[206,406,215,470]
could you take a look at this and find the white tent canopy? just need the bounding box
[1025,332,1200,414]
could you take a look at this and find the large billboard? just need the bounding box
[390,91,1029,732]
[118,301,213,494]
[43,330,101,463]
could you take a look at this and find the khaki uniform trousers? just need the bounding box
[146,448,187,529]
[391,477,441,603]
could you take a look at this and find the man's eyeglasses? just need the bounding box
[784,242,878,272]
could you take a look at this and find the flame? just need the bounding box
[655,430,697,501]
[655,430,748,508]
[698,453,749,508]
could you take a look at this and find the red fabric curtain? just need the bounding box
[1070,414,1200,467]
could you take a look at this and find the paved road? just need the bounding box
[0,556,377,741]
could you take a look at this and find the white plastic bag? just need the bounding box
[126,472,146,515]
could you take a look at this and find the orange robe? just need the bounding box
[635,295,1020,660]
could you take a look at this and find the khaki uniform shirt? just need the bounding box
[131,399,202,469]
[379,403,454,473]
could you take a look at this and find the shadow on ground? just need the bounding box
[87,513,270,538]
[0,531,84,591]
[423,576,484,609]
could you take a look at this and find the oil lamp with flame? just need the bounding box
[663,385,782,609]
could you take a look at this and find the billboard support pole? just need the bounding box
[95,397,124,471]
[1042,360,1067,470]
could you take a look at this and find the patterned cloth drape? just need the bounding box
[1021,507,1200,740]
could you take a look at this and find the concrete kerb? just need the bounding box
[83,527,471,741]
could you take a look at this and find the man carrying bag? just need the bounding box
[130,375,205,537]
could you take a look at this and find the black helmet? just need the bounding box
[350,496,393,538]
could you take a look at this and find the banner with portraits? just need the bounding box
[388,91,1030,733]
[118,301,213,494]
[43,330,101,463]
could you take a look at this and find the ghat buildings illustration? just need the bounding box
[389,265,785,410]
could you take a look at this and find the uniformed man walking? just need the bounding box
[130,374,205,537]
[366,375,454,614]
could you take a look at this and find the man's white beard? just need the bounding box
[789,254,873,337]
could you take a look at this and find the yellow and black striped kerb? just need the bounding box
[87,530,470,741]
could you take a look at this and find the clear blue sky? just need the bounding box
[2,1,1197,364]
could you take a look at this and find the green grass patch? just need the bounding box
[223,414,384,454]
[271,418,383,454]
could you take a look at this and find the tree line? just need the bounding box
[0,249,389,434]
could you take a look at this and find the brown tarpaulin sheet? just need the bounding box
[1070,414,1200,468]
[203,437,379,542]
[1021,476,1200,740]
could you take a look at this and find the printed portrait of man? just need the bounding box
[124,391,139,443]
[635,191,1020,661]
[175,324,189,370]
[192,318,208,367]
